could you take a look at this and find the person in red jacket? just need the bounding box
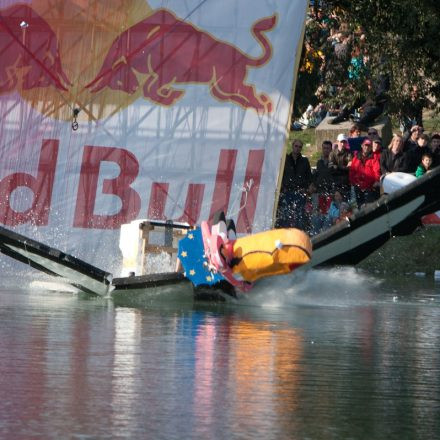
[349,138,381,208]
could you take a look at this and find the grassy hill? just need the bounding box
[357,226,440,276]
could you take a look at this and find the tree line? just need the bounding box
[294,0,439,123]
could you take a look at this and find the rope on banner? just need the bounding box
[229,178,254,217]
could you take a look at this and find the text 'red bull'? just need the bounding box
[0,4,70,94]
[86,9,276,114]
[0,140,264,234]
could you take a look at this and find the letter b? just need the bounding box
[74,146,141,229]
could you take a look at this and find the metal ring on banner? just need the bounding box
[72,108,80,131]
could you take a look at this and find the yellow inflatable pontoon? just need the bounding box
[231,228,312,283]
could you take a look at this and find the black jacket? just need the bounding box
[402,131,419,153]
[314,157,334,193]
[329,148,351,186]
[407,146,429,173]
[280,154,312,193]
[380,149,409,175]
[431,148,440,169]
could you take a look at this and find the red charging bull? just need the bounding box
[86,8,276,114]
[0,4,70,94]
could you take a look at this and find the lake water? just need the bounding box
[1,267,440,439]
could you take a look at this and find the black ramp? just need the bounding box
[0,226,112,296]
[311,167,440,267]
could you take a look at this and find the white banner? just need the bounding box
[0,0,307,272]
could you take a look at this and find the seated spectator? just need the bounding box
[355,75,389,128]
[407,133,430,173]
[329,134,352,198]
[292,101,327,130]
[329,73,389,128]
[295,104,314,129]
[313,140,335,196]
[429,133,440,168]
[380,134,410,176]
[415,153,433,178]
[314,103,328,122]
[349,138,381,207]
[326,190,344,226]
[305,182,330,235]
[335,202,352,223]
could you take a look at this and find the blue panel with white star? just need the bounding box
[178,227,224,286]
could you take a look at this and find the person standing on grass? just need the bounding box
[380,134,410,176]
[403,125,422,153]
[314,140,335,197]
[407,133,430,173]
[276,140,312,229]
[429,133,440,168]
[349,138,380,207]
[329,133,352,200]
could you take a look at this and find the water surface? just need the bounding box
[1,268,439,439]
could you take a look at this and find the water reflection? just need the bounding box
[0,270,439,438]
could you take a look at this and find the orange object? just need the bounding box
[231,228,312,282]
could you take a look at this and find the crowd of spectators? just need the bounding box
[292,6,374,129]
[275,125,440,235]
[292,6,431,132]
[277,4,439,235]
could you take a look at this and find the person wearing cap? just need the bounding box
[276,139,312,229]
[336,133,348,143]
[328,133,352,199]
[349,138,380,207]
[371,136,382,161]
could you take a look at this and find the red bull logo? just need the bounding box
[0,1,276,120]
[86,9,276,114]
[0,4,70,94]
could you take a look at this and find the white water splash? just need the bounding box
[239,267,381,309]
[142,252,175,275]
[29,280,80,294]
